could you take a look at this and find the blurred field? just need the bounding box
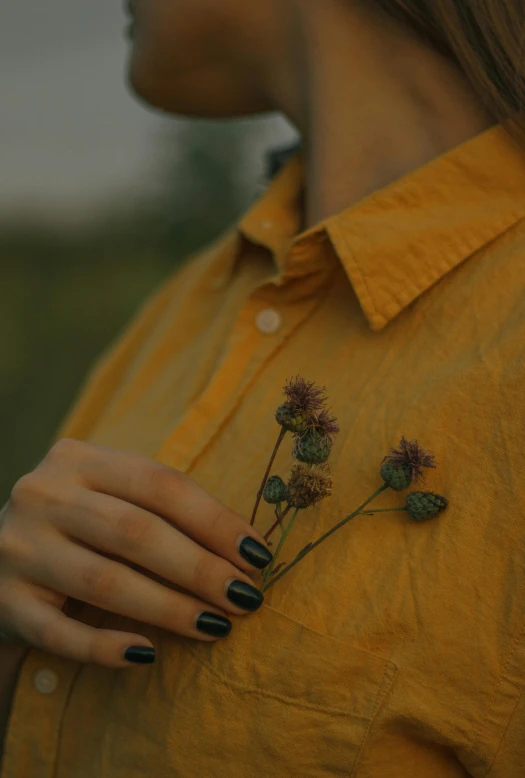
[0,219,174,502]
[0,121,271,502]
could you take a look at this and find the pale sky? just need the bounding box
[0,0,293,220]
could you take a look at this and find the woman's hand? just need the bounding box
[0,439,273,668]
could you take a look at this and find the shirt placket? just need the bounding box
[156,236,338,476]
[2,650,81,778]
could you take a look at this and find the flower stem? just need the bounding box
[265,504,292,542]
[359,507,408,515]
[263,483,389,591]
[261,508,301,590]
[250,427,287,526]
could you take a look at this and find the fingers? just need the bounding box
[19,533,235,641]
[52,489,264,617]
[63,441,272,572]
[7,589,155,667]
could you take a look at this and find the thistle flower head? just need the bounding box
[302,408,340,443]
[275,402,310,434]
[380,462,412,491]
[287,463,333,509]
[405,491,448,522]
[283,376,327,413]
[382,437,436,485]
[263,475,289,505]
[293,431,332,464]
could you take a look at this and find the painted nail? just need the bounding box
[239,536,273,569]
[227,580,264,612]
[196,612,232,637]
[124,646,156,664]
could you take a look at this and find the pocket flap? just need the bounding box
[186,604,398,717]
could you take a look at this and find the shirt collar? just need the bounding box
[239,124,525,331]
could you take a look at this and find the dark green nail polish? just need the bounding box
[196,612,232,637]
[124,646,156,664]
[227,580,264,612]
[239,536,273,569]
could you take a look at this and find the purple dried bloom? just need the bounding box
[303,408,340,443]
[287,463,333,508]
[382,436,437,484]
[283,376,327,413]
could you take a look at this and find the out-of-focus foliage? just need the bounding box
[0,120,268,502]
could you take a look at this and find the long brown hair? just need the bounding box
[373,0,525,140]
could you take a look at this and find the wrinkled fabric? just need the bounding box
[3,124,525,777]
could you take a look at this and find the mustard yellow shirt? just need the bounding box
[3,124,525,777]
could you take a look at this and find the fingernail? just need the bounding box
[239,536,273,569]
[227,580,264,612]
[196,612,232,637]
[124,646,156,664]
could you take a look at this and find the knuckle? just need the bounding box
[148,466,181,500]
[36,621,62,655]
[10,472,56,511]
[80,563,118,601]
[114,510,153,546]
[0,521,28,567]
[46,438,85,467]
[83,633,104,665]
[207,505,234,537]
[191,554,214,592]
[10,474,40,509]
[158,593,183,630]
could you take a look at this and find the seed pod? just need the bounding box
[263,476,289,505]
[293,432,332,464]
[406,491,448,521]
[380,462,412,491]
[287,464,332,509]
[287,481,315,509]
[275,402,309,434]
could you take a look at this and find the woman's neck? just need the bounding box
[263,0,496,228]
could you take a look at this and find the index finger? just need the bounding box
[70,440,274,572]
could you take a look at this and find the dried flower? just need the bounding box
[283,376,327,411]
[263,476,289,505]
[301,408,340,442]
[260,419,448,593]
[405,492,448,521]
[276,377,329,433]
[287,463,332,509]
[293,431,332,464]
[382,437,436,485]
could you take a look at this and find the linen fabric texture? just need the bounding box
[3,124,525,777]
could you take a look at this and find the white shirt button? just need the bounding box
[261,220,274,230]
[34,668,58,695]
[256,308,282,335]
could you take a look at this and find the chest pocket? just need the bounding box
[163,604,398,777]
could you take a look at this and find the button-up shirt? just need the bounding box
[3,123,525,777]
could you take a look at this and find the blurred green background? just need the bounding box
[0,121,279,503]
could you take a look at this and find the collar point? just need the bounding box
[363,309,390,332]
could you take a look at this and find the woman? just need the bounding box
[1,1,524,775]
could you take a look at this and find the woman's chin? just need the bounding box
[126,58,270,118]
[125,54,171,111]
